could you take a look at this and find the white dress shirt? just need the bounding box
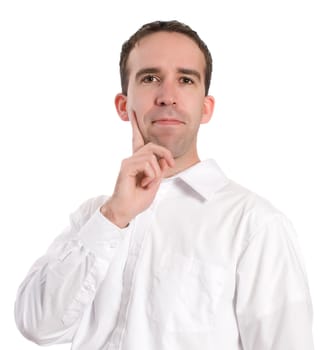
[15,159,314,349]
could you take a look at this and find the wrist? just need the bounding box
[100,200,130,228]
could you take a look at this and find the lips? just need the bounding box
[152,118,185,125]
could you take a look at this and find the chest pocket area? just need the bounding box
[147,252,226,332]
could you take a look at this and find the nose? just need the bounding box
[155,80,177,106]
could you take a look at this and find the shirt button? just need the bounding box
[84,282,94,292]
[107,239,119,248]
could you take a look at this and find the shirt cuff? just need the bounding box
[78,208,130,260]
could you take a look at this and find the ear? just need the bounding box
[115,93,129,121]
[200,95,215,124]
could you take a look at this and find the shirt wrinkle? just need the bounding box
[236,212,287,267]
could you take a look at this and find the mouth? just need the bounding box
[152,118,185,126]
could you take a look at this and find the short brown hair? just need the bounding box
[119,20,213,96]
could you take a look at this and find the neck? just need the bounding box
[163,153,200,178]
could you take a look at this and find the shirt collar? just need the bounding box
[166,159,230,201]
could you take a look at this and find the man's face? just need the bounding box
[121,31,214,161]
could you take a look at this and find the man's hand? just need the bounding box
[100,111,175,228]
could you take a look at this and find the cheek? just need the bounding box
[129,92,153,115]
[187,100,204,117]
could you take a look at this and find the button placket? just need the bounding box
[108,209,152,348]
[107,180,175,349]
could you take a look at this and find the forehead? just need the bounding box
[127,31,206,76]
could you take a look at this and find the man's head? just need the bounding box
[115,20,215,166]
[119,20,213,96]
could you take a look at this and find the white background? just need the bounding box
[1,0,320,348]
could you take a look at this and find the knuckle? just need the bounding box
[120,157,130,169]
[143,160,151,168]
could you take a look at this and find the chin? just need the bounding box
[146,136,191,158]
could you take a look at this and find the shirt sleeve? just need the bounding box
[14,196,130,346]
[236,214,314,350]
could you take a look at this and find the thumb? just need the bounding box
[159,157,169,174]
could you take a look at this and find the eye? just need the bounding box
[179,76,194,84]
[141,75,159,83]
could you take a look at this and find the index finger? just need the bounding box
[129,110,145,153]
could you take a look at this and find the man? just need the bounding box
[15,20,314,349]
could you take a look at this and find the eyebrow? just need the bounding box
[135,68,160,82]
[177,68,201,82]
[135,67,202,82]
